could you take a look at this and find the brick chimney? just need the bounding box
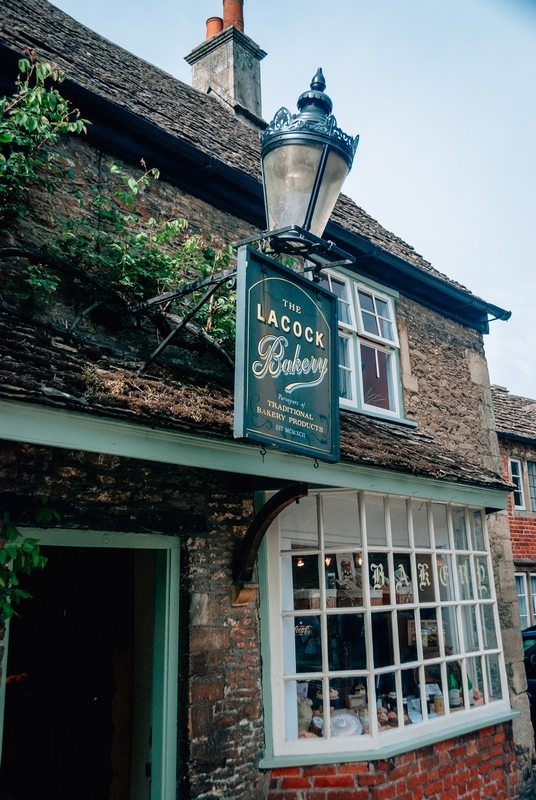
[185,0,266,130]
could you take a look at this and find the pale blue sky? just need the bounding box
[51,0,536,399]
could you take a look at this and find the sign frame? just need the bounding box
[234,246,340,462]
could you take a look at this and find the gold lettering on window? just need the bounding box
[370,563,385,590]
[438,564,449,587]
[417,563,430,590]
[458,561,470,586]
[395,564,411,591]
[477,563,488,596]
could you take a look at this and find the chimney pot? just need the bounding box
[223,0,244,31]
[206,17,223,39]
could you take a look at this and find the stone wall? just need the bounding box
[397,295,500,476]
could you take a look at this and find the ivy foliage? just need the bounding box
[0,498,55,620]
[57,162,236,345]
[0,57,88,221]
[1,57,237,349]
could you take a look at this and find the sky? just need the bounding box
[51,0,536,399]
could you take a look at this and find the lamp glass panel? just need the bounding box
[262,144,322,231]
[308,150,349,237]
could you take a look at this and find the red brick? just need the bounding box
[452,769,470,786]
[304,765,337,776]
[326,792,368,800]
[389,765,410,781]
[357,772,387,787]
[408,773,428,789]
[339,763,369,775]
[281,776,311,789]
[423,780,443,797]
[271,767,302,777]
[314,776,355,788]
[371,783,397,799]
[266,793,300,800]
[437,789,457,800]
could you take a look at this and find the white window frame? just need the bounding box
[318,270,402,420]
[354,283,400,348]
[509,459,526,509]
[262,490,510,762]
[527,461,536,513]
[515,572,530,631]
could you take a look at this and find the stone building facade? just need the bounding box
[492,386,536,630]
[0,1,533,799]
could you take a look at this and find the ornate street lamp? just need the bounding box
[261,68,359,241]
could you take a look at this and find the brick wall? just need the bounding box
[267,723,518,800]
[498,449,536,562]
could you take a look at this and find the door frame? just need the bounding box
[0,528,180,800]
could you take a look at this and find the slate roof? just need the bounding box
[492,385,536,444]
[0,311,509,492]
[0,0,472,294]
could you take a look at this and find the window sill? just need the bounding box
[340,407,418,429]
[260,704,517,768]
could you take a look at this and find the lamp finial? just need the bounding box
[310,68,326,92]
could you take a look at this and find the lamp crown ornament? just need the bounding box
[261,69,359,171]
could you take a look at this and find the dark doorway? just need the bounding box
[0,545,155,800]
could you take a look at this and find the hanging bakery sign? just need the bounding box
[234,247,339,462]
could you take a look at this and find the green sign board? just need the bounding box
[234,247,339,462]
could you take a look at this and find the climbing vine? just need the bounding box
[0,56,237,350]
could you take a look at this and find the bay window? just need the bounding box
[263,490,509,760]
[318,272,401,418]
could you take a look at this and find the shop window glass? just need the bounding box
[271,491,507,758]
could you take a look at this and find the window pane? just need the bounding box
[280,495,318,549]
[461,605,479,653]
[286,681,301,740]
[372,612,394,667]
[531,574,536,617]
[415,554,435,603]
[486,653,503,701]
[375,298,390,319]
[528,462,536,512]
[432,504,449,549]
[365,494,387,546]
[323,493,361,549]
[420,608,440,660]
[398,609,418,663]
[358,289,375,314]
[456,556,474,600]
[510,460,524,507]
[470,510,486,551]
[376,672,397,731]
[437,554,455,602]
[465,657,484,708]
[332,552,363,608]
[360,344,394,411]
[339,366,353,401]
[402,668,424,725]
[452,507,468,550]
[480,604,498,649]
[516,574,529,630]
[330,277,352,326]
[282,554,320,612]
[379,318,394,341]
[369,552,391,605]
[329,677,367,737]
[440,606,461,656]
[327,614,366,670]
[412,501,431,548]
[446,661,464,710]
[362,311,379,336]
[394,553,413,604]
[286,615,322,673]
[390,497,410,547]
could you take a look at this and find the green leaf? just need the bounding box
[127,178,139,193]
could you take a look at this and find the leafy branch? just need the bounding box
[0,496,56,620]
[0,55,88,221]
